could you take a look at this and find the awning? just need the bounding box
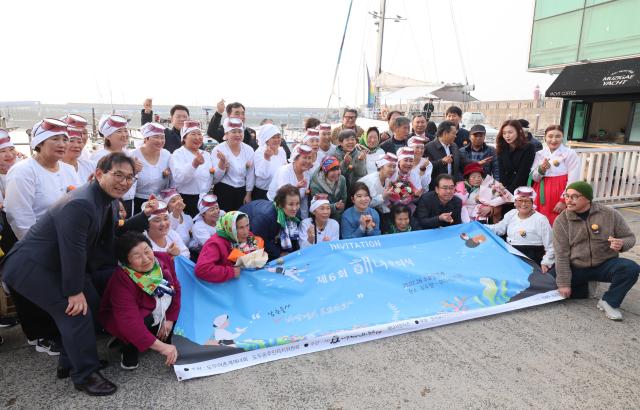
[545,57,640,98]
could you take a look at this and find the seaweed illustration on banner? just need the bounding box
[472,278,513,306]
[440,296,469,312]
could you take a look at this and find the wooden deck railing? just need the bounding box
[575,146,640,203]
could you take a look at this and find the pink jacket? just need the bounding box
[194,233,236,283]
[98,252,181,351]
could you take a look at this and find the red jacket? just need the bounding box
[98,252,181,351]
[194,233,236,283]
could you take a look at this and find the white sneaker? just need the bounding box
[597,300,623,321]
[588,281,599,299]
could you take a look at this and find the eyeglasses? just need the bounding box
[108,171,137,183]
[514,199,532,204]
[562,193,584,201]
[438,185,455,191]
[35,118,68,135]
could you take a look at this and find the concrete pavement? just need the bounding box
[1,208,639,409]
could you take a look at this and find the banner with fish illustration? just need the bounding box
[172,222,561,381]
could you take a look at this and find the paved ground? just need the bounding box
[1,208,640,409]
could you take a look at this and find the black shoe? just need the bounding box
[106,337,122,350]
[0,316,19,328]
[120,350,139,370]
[57,360,109,379]
[35,339,61,356]
[73,371,117,396]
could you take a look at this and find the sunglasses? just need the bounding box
[36,118,68,135]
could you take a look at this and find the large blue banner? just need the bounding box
[172,222,560,380]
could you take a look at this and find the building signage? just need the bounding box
[602,69,635,87]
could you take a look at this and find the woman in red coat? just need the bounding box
[194,210,264,283]
[99,232,181,370]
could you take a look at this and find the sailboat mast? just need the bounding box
[373,0,386,110]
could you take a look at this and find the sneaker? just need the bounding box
[120,351,139,370]
[0,316,19,328]
[588,281,599,299]
[27,339,37,346]
[597,299,623,321]
[35,339,61,356]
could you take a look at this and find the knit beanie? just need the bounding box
[566,181,593,201]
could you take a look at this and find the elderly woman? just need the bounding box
[60,114,92,161]
[91,115,139,216]
[309,156,347,220]
[62,127,96,184]
[143,200,190,259]
[333,129,368,192]
[530,125,581,225]
[299,195,340,248]
[358,153,397,218]
[0,129,19,207]
[359,126,385,175]
[408,136,432,190]
[341,182,381,239]
[169,120,214,217]
[241,184,301,260]
[5,119,81,240]
[267,144,314,219]
[99,232,180,370]
[211,117,255,211]
[160,188,193,247]
[302,128,324,175]
[487,186,554,271]
[253,123,287,200]
[131,122,171,213]
[190,194,224,251]
[195,211,264,283]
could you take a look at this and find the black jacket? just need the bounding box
[379,137,408,154]
[206,112,257,149]
[413,191,463,230]
[164,127,182,153]
[498,142,536,194]
[2,182,148,298]
[455,127,470,149]
[425,139,466,190]
[141,109,153,125]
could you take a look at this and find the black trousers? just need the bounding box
[513,245,545,267]
[122,199,135,219]
[213,183,246,212]
[181,194,200,218]
[8,286,59,341]
[252,187,269,201]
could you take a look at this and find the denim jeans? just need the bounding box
[560,257,639,308]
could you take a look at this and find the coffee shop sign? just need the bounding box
[602,70,635,86]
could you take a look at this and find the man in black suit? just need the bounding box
[164,104,190,153]
[425,121,467,190]
[413,174,463,230]
[2,153,155,396]
[206,100,256,149]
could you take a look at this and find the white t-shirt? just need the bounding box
[5,158,82,239]
[75,158,96,184]
[130,148,172,199]
[145,229,190,259]
[254,146,288,191]
[298,218,340,249]
[169,212,193,247]
[210,142,255,190]
[169,147,214,195]
[267,163,310,219]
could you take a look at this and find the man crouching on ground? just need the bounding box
[551,181,639,320]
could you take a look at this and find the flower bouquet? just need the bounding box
[388,177,418,206]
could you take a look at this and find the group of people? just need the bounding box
[0,101,638,397]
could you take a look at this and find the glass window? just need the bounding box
[534,0,585,20]
[572,103,589,140]
[629,103,640,143]
[578,0,640,61]
[585,0,612,6]
[529,11,583,68]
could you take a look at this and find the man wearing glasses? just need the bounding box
[412,174,463,230]
[551,181,639,321]
[2,153,156,396]
[330,108,364,145]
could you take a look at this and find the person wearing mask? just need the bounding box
[130,122,171,213]
[459,124,499,181]
[3,153,155,396]
[164,104,190,153]
[425,121,466,190]
[413,174,463,230]
[99,231,180,371]
[330,108,364,145]
[253,124,287,200]
[379,116,410,154]
[444,106,470,148]
[169,120,214,217]
[206,100,255,148]
[141,98,153,126]
[210,118,255,211]
[267,144,314,219]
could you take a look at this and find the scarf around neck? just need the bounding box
[122,260,164,296]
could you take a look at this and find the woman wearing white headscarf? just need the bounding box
[5,119,81,240]
[253,123,287,200]
[189,194,225,251]
[131,122,171,213]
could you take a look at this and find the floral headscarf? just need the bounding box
[216,211,246,244]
